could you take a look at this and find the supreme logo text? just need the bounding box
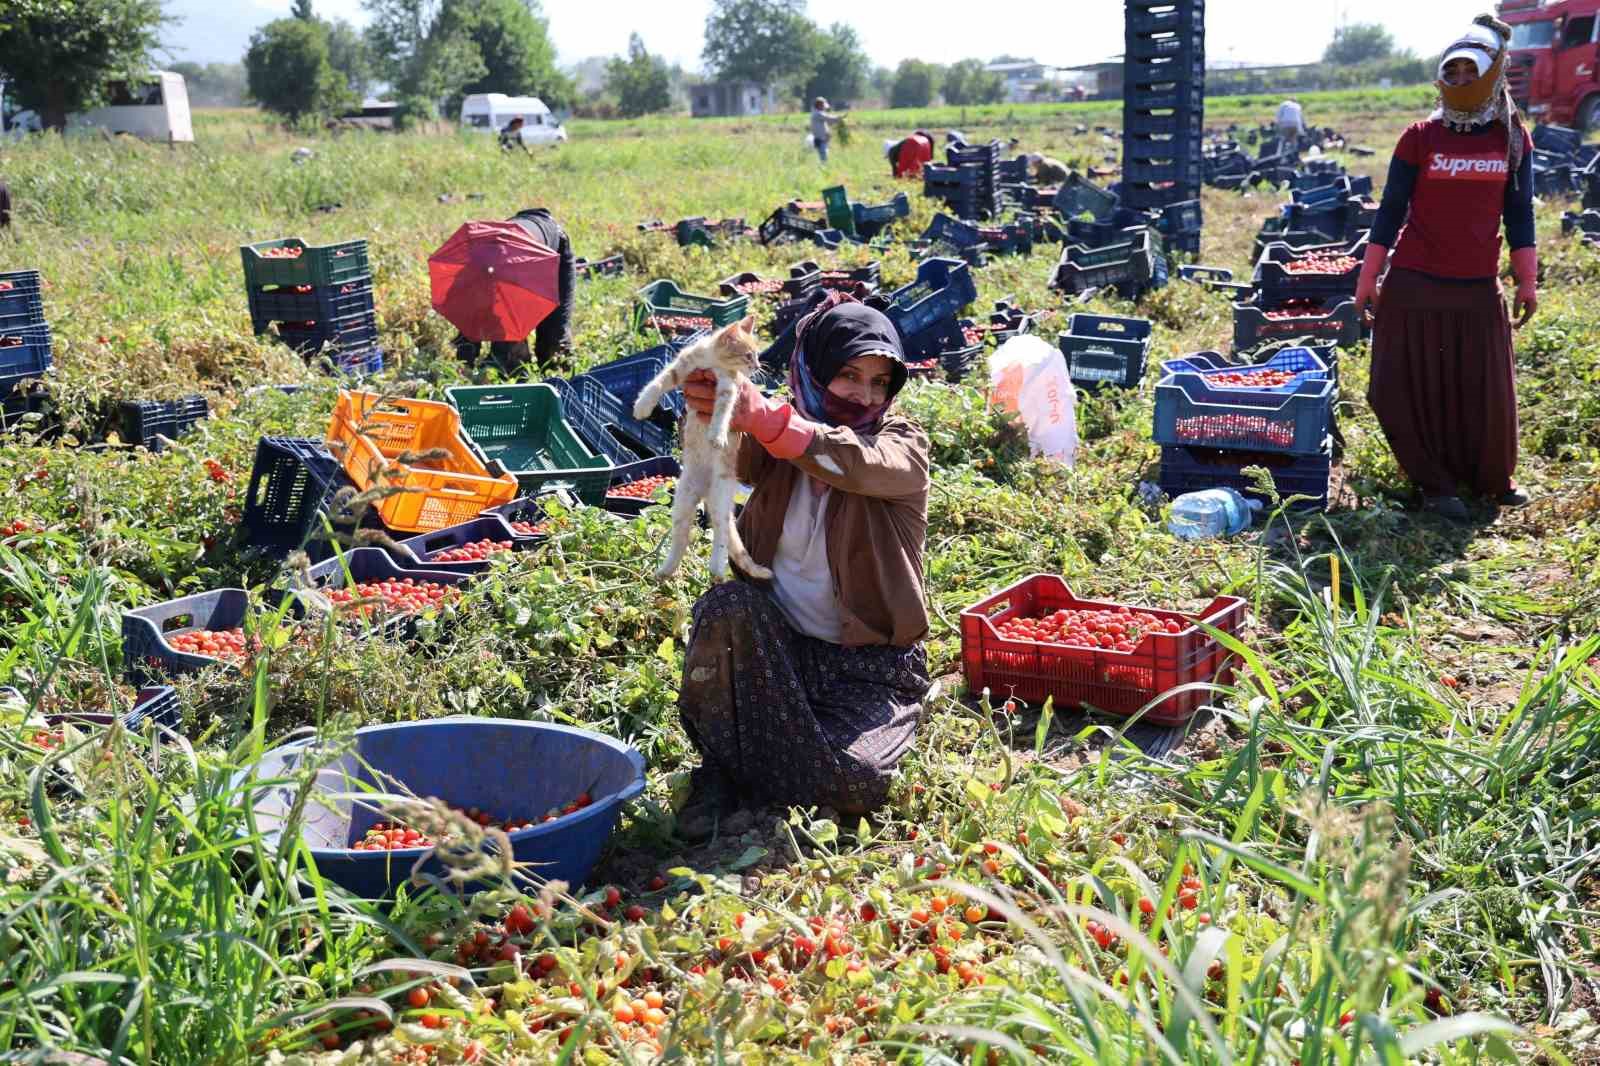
[1427,153,1510,179]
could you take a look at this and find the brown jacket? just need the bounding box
[736,415,930,647]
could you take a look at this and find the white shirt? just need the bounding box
[770,475,843,643]
[1276,101,1306,133]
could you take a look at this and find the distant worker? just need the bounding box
[884,129,934,178]
[1275,99,1308,153]
[945,129,968,147]
[499,116,527,153]
[0,178,10,230]
[453,206,575,373]
[1354,15,1535,521]
[809,97,843,163]
[1027,152,1071,184]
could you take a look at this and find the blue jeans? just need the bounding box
[815,138,829,162]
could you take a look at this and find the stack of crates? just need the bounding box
[922,140,1003,220]
[0,269,51,427]
[240,237,381,375]
[1122,0,1205,253]
[1153,346,1336,512]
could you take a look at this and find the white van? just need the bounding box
[459,93,567,146]
[66,72,193,142]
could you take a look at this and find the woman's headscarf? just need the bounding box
[1435,14,1526,178]
[787,294,907,433]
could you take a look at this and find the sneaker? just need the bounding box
[1498,486,1530,507]
[1423,495,1469,521]
[675,765,741,843]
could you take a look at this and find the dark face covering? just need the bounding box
[787,298,908,433]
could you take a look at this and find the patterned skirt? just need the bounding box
[677,581,928,815]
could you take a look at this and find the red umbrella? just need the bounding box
[428,220,560,342]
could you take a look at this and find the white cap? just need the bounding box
[1440,24,1501,79]
[882,139,896,157]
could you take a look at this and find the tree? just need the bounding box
[605,33,672,117]
[324,18,375,97]
[433,0,573,111]
[889,59,939,109]
[800,22,869,106]
[245,17,351,122]
[362,0,443,87]
[1323,22,1394,65]
[942,58,1005,106]
[702,0,818,89]
[869,65,893,99]
[292,0,314,19]
[0,0,167,130]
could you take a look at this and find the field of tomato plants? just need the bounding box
[1,94,1598,1065]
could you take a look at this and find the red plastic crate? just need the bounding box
[959,574,1246,726]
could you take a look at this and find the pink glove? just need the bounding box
[1510,246,1538,329]
[1353,243,1388,325]
[681,371,814,459]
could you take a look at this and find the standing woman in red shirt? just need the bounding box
[1354,14,1536,521]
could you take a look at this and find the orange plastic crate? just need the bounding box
[959,574,1246,726]
[327,390,518,533]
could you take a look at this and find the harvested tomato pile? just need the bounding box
[257,246,304,259]
[326,578,457,616]
[607,475,675,500]
[1281,253,1358,275]
[2,519,31,537]
[509,520,549,536]
[429,538,513,563]
[350,793,594,851]
[1175,413,1294,448]
[961,325,984,346]
[1203,367,1300,388]
[1262,299,1329,320]
[30,728,64,750]
[995,606,1186,652]
[646,314,713,333]
[732,279,784,296]
[168,626,255,662]
[906,358,939,372]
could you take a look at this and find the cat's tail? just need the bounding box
[723,522,772,582]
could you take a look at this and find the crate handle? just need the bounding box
[161,613,196,633]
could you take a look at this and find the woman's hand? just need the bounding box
[682,371,781,437]
[1354,242,1389,327]
[1513,284,1538,328]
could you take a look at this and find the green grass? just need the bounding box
[0,98,1597,1064]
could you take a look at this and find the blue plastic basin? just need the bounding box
[243,718,645,898]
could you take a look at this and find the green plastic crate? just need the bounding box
[446,383,613,505]
[822,185,857,237]
[240,237,371,290]
[633,279,750,333]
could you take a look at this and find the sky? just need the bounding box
[162,0,1484,73]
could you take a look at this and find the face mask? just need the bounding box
[819,388,890,433]
[1438,50,1505,114]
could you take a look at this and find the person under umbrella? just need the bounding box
[671,297,929,839]
[451,207,575,374]
[1354,13,1536,521]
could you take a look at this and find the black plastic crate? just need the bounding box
[0,270,45,328]
[1127,54,1206,88]
[1125,32,1204,62]
[1128,0,1205,36]
[576,254,625,280]
[1059,312,1152,389]
[1126,109,1203,139]
[248,277,374,330]
[1158,443,1331,514]
[1125,155,1205,186]
[274,308,380,355]
[1120,181,1203,210]
[1232,296,1361,352]
[1125,82,1205,113]
[242,435,362,558]
[118,395,209,451]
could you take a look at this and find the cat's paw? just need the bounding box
[654,560,680,580]
[631,397,655,421]
[708,429,730,449]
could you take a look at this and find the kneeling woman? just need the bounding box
[675,301,930,837]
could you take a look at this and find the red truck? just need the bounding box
[1498,0,1600,128]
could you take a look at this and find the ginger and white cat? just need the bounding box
[632,317,773,581]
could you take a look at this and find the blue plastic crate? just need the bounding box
[1159,444,1331,513]
[584,342,689,421]
[275,308,380,355]
[248,277,374,330]
[1232,296,1361,353]
[239,719,645,898]
[1158,199,1203,234]
[1160,346,1331,393]
[947,140,1002,167]
[0,270,44,327]
[883,258,978,343]
[853,191,911,227]
[394,513,537,574]
[603,455,681,517]
[571,374,674,458]
[297,547,472,624]
[1153,372,1334,456]
[922,212,985,249]
[242,435,360,557]
[922,164,985,188]
[1533,124,1581,157]
[1060,312,1152,388]
[117,395,209,451]
[544,378,648,468]
[0,323,52,399]
[122,588,273,680]
[1053,232,1159,296]
[335,346,384,377]
[1053,174,1120,220]
[127,686,181,730]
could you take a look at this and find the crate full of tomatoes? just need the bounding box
[1152,368,1333,456]
[1231,295,1361,353]
[1252,236,1367,302]
[959,574,1246,726]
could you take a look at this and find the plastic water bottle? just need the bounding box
[1167,488,1262,540]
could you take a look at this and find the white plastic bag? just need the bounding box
[987,335,1078,466]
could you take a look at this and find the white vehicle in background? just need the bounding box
[459,93,567,146]
[66,72,193,142]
